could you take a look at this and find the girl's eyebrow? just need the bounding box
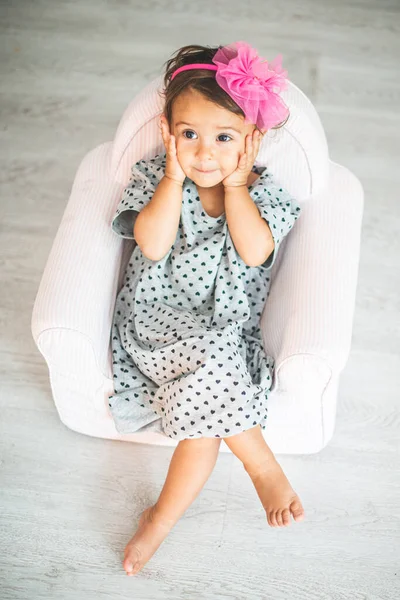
[175,121,242,134]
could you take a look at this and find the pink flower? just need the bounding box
[212,41,290,130]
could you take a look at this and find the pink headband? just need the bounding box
[171,63,217,80]
[169,41,290,131]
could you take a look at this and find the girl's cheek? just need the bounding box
[175,137,186,151]
[232,149,242,163]
[175,139,183,154]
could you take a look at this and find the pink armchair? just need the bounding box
[31,76,364,454]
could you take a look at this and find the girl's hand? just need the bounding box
[222,128,264,188]
[159,114,186,185]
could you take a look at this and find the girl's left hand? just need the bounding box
[222,129,264,188]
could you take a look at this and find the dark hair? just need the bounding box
[158,44,290,133]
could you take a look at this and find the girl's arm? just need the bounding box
[134,176,183,261]
[224,185,274,267]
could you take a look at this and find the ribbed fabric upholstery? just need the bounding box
[31,77,364,454]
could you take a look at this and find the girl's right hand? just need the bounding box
[159,114,186,185]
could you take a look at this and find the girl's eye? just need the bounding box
[183,130,196,140]
[218,134,232,142]
[182,130,232,142]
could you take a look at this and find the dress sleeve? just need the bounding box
[111,154,165,240]
[251,175,302,270]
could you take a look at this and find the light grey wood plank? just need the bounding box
[1,0,399,598]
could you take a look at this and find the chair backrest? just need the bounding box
[111,75,330,200]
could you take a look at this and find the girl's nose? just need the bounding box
[196,146,214,160]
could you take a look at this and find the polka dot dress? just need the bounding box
[108,152,302,440]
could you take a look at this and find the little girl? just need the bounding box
[108,41,305,577]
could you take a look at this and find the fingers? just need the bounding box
[160,117,178,158]
[170,133,177,157]
[160,116,180,173]
[159,114,168,131]
[251,129,262,152]
[241,130,261,166]
[160,117,168,137]
[160,115,171,147]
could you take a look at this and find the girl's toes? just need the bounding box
[276,510,283,527]
[290,498,305,522]
[266,510,274,527]
[123,545,141,575]
[131,561,142,575]
[124,559,134,574]
[282,508,291,526]
[124,557,141,576]
[270,510,278,527]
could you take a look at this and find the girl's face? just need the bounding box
[170,88,258,189]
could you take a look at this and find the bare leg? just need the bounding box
[223,425,305,528]
[123,436,222,576]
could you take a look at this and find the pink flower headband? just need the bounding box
[170,41,290,131]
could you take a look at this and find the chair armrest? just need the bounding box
[31,142,126,378]
[260,160,364,376]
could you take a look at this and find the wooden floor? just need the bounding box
[1,1,399,598]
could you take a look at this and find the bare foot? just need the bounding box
[246,461,305,527]
[123,505,175,576]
